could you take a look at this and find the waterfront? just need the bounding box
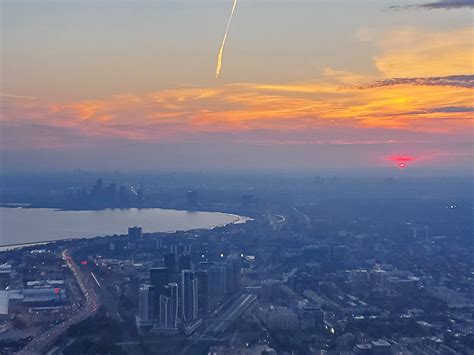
[0,207,248,247]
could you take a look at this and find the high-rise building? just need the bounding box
[198,262,226,309]
[156,238,164,250]
[222,259,241,295]
[159,294,169,327]
[128,226,142,239]
[167,282,178,328]
[138,284,156,323]
[91,178,103,198]
[157,282,178,328]
[229,255,242,293]
[181,270,199,323]
[148,285,156,320]
[186,190,198,206]
[164,253,177,274]
[137,183,144,201]
[225,262,234,294]
[209,265,227,296]
[195,270,209,315]
[178,253,192,273]
[138,284,151,322]
[119,185,127,204]
[150,267,169,295]
[150,267,169,320]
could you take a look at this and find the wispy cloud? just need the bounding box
[374,27,473,78]
[429,106,474,113]
[394,106,474,117]
[0,93,38,100]
[390,0,474,10]
[360,75,474,89]
[2,77,472,149]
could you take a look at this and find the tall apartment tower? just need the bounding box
[181,270,199,323]
[194,270,209,315]
[158,282,178,328]
[138,284,151,322]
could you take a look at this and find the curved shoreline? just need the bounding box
[0,207,252,251]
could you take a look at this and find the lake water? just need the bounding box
[0,207,248,247]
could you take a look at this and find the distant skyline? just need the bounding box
[1,0,473,172]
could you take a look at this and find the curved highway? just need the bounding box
[16,249,100,354]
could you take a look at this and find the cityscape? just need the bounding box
[1,0,473,354]
[0,173,472,354]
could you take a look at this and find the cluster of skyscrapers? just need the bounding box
[137,247,242,335]
[73,178,144,207]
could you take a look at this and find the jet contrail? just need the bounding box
[0,93,38,100]
[216,0,238,78]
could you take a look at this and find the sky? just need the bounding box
[1,0,473,172]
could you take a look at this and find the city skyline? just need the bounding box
[1,2,473,353]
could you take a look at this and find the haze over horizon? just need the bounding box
[1,0,473,172]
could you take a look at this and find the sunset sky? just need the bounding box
[1,0,473,172]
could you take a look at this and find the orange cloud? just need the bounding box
[3,79,471,145]
[375,27,474,77]
[2,26,472,154]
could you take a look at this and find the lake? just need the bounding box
[0,207,249,247]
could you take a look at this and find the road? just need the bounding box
[181,294,256,354]
[85,268,123,324]
[16,249,100,354]
[212,294,256,334]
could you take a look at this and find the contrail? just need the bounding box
[216,0,238,78]
[0,93,38,100]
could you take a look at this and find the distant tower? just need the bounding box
[156,238,164,250]
[137,182,144,201]
[119,185,128,204]
[187,190,198,206]
[128,226,142,238]
[91,178,103,198]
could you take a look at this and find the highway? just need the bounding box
[181,293,256,353]
[16,249,101,354]
[85,269,123,324]
[212,294,257,334]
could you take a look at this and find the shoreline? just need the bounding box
[0,202,255,215]
[0,207,252,251]
[0,204,252,217]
